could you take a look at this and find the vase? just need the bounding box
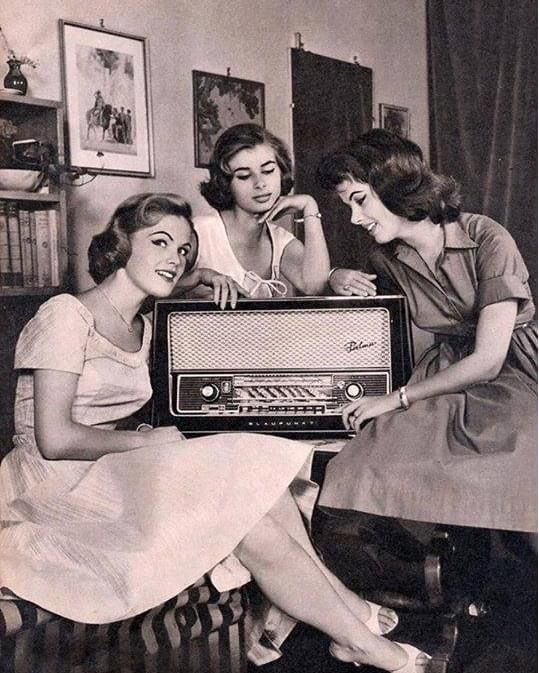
[3,59,27,95]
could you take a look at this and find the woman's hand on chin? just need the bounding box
[329,268,377,297]
[259,194,320,224]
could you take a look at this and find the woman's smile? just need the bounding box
[155,268,177,282]
[335,178,403,244]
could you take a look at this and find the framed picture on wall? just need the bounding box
[379,103,410,139]
[59,20,154,177]
[192,70,265,168]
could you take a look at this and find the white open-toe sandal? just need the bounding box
[391,643,432,672]
[330,640,430,671]
[364,599,399,636]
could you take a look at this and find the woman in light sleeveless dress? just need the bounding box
[176,123,377,303]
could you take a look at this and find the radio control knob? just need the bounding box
[200,384,220,402]
[344,383,364,400]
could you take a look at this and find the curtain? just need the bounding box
[427,0,537,298]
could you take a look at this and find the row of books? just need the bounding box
[0,201,60,288]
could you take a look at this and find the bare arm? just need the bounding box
[173,268,248,308]
[266,195,330,295]
[343,300,519,430]
[34,369,181,460]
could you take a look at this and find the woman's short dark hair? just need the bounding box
[88,192,196,284]
[317,129,461,224]
[200,123,294,210]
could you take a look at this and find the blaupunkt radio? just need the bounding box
[151,296,413,437]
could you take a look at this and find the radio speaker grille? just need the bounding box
[169,307,391,370]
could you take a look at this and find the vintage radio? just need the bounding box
[151,296,413,437]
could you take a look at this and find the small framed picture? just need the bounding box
[59,20,154,177]
[193,70,265,168]
[379,103,410,139]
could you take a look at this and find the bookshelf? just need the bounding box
[0,92,68,297]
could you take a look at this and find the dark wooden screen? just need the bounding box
[291,48,373,269]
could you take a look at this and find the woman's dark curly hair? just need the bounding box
[88,193,197,284]
[317,129,461,224]
[200,123,294,210]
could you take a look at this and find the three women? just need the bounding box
[0,192,429,672]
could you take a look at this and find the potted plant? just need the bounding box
[0,25,38,95]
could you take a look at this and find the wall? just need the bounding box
[2,0,429,290]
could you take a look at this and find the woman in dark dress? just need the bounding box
[317,129,537,534]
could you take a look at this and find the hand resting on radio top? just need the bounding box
[0,191,431,672]
[316,129,537,535]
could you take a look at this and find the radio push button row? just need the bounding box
[200,383,220,402]
[344,382,364,401]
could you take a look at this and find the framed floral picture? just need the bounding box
[193,70,265,168]
[59,20,154,177]
[379,103,410,139]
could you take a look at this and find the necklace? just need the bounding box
[97,286,135,333]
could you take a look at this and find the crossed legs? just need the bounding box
[235,489,429,671]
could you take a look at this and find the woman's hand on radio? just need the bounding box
[199,269,248,309]
[329,268,377,297]
[259,195,320,224]
[342,393,400,431]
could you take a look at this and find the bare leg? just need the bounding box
[235,511,427,671]
[268,489,397,633]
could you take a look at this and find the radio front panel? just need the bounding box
[152,297,413,437]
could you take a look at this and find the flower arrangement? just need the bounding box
[0,25,38,68]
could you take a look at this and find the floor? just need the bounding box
[249,525,537,673]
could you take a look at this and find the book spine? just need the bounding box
[29,211,38,287]
[34,209,52,287]
[0,201,11,286]
[19,208,34,287]
[48,209,59,287]
[6,202,22,286]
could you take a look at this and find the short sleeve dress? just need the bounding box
[186,213,296,298]
[0,294,316,645]
[319,214,537,533]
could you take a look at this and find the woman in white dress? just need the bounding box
[176,123,377,305]
[0,193,429,672]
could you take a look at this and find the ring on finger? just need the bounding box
[343,284,351,291]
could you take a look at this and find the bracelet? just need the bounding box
[398,386,410,410]
[294,212,322,224]
[327,267,340,283]
[136,423,153,432]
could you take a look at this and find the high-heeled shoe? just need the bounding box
[329,640,431,671]
[364,599,399,636]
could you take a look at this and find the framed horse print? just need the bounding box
[59,20,154,177]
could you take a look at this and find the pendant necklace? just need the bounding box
[97,286,135,333]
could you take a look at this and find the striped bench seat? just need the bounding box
[0,576,248,673]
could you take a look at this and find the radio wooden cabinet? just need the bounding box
[0,92,68,297]
[151,296,414,437]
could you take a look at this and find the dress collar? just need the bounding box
[391,219,478,262]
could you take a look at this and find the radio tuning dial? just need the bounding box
[344,382,364,400]
[200,383,220,402]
